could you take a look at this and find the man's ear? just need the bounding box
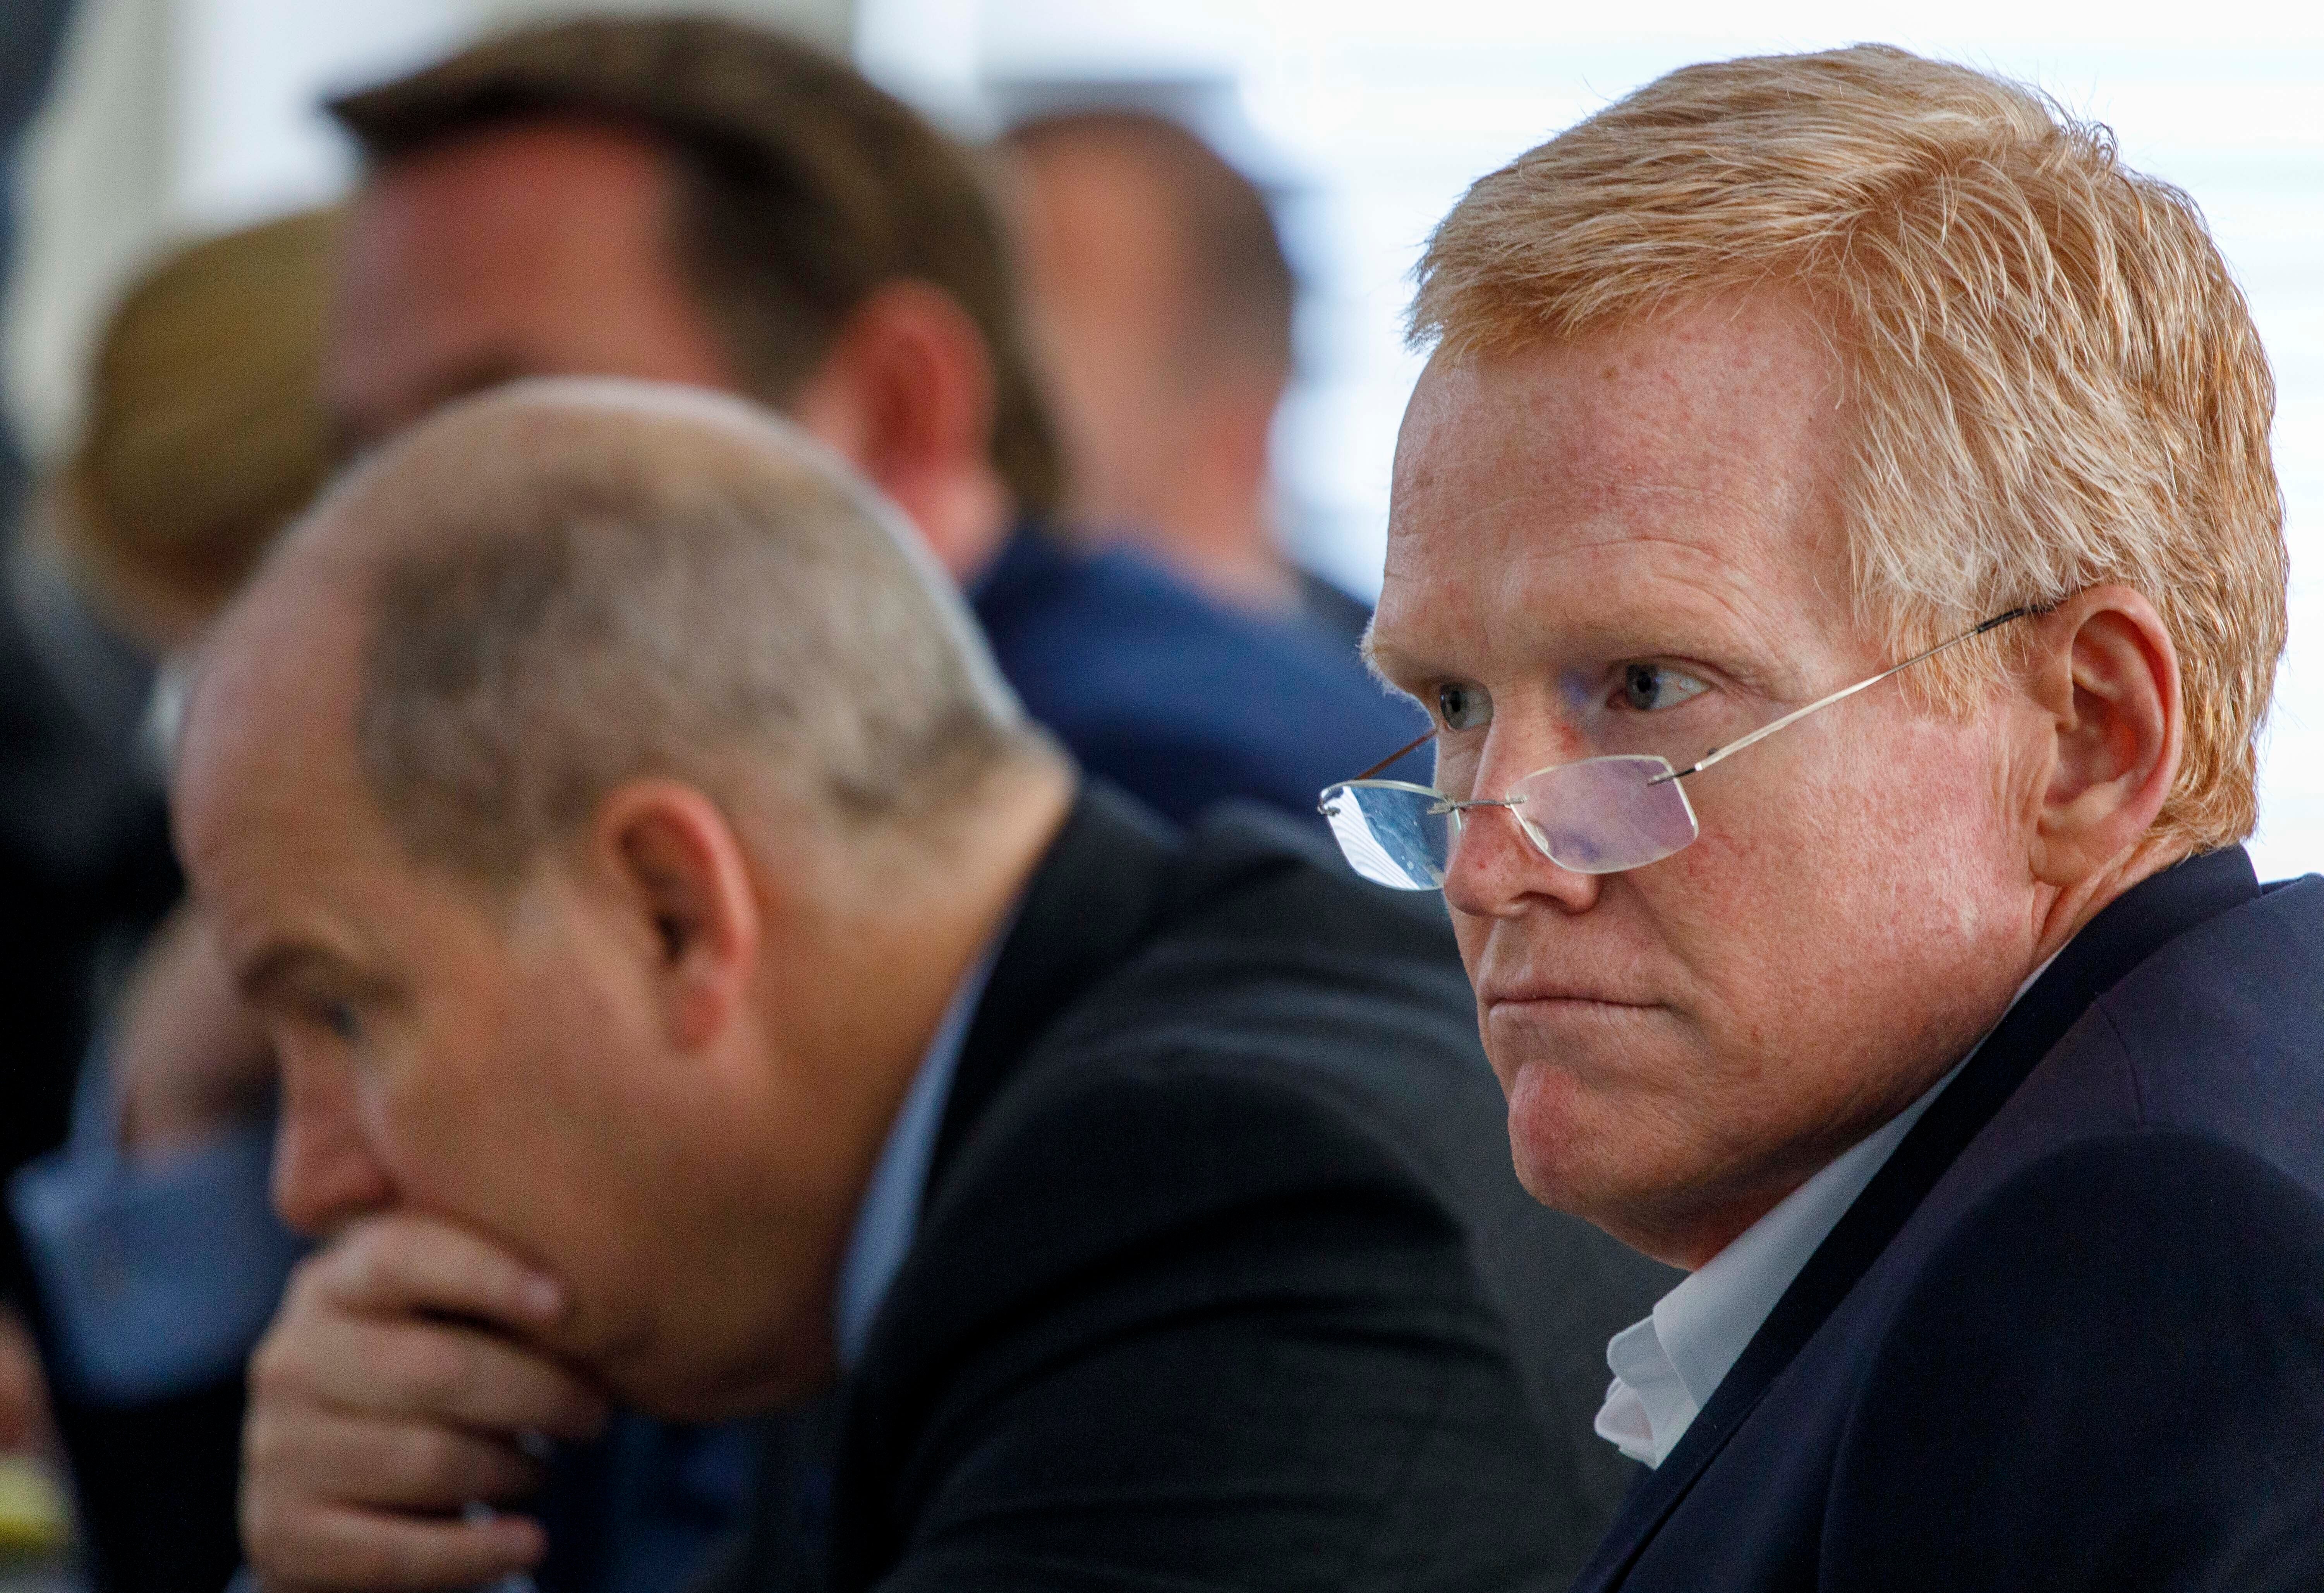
[2025,585,2183,889]
[589,780,763,1051]
[786,280,1010,578]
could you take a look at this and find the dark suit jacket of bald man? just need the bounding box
[7,519,1433,1593]
[1572,846,2324,1593]
[699,784,1675,1593]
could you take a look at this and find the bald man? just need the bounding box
[180,381,1667,1593]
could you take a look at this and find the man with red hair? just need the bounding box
[1323,43,2322,1591]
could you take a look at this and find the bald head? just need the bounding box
[191,379,1044,884]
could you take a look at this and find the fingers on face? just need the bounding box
[316,1215,567,1329]
[247,1411,543,1514]
[245,1497,545,1592]
[254,1312,606,1439]
[245,1218,600,1589]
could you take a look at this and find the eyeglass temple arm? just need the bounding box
[1651,606,2039,786]
[1346,728,1437,784]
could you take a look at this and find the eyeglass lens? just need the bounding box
[1321,783,1452,889]
[1320,755,1699,890]
[1507,755,1699,875]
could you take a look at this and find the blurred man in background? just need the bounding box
[323,20,1417,826]
[1004,108,1373,646]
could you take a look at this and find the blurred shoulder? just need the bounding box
[970,526,1422,820]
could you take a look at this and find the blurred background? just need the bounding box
[0,0,2315,1584]
[7,0,2320,868]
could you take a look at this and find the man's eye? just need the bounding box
[314,1001,361,1043]
[1436,682,1492,731]
[1618,663,1711,712]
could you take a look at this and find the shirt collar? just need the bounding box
[831,931,1007,1370]
[1595,952,2060,1467]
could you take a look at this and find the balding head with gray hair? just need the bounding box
[288,379,1052,880]
[174,376,1085,1443]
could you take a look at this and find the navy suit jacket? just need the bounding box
[1574,846,2324,1593]
[971,526,1426,823]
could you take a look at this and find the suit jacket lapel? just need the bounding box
[921,781,1180,1216]
[736,786,1179,1593]
[1571,846,2261,1593]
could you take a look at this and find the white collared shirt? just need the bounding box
[1594,958,2057,1468]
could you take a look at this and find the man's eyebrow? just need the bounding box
[1359,632,1434,692]
[235,942,360,1005]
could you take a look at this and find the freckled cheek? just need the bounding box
[1683,734,1895,878]
[1672,760,1991,1028]
[1626,781,1864,1026]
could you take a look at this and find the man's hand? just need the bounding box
[243,1214,607,1591]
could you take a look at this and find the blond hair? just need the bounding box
[63,208,340,633]
[1413,45,2284,851]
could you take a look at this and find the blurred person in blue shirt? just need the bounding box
[12,17,1426,1593]
[1004,106,1377,649]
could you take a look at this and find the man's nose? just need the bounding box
[271,1055,395,1237]
[1440,733,1603,920]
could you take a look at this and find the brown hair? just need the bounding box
[1005,108,1294,381]
[329,14,1062,517]
[63,208,340,632]
[1413,45,2285,853]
